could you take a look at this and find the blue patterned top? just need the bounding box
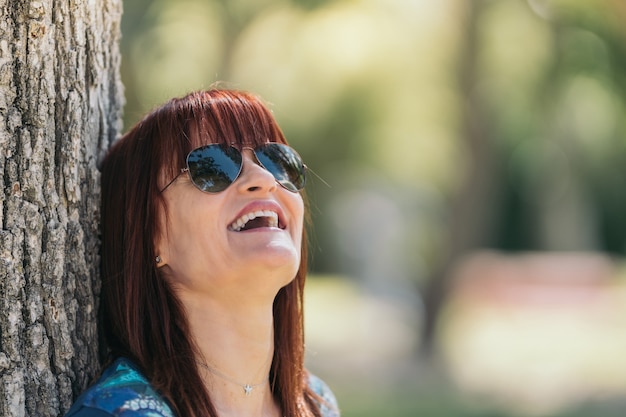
[65,357,339,417]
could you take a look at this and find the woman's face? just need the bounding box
[155,148,305,303]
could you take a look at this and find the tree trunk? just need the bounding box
[0,0,123,416]
[420,0,501,354]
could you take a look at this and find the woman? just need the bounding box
[65,89,339,417]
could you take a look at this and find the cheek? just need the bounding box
[293,197,306,249]
[153,203,169,255]
[156,193,207,259]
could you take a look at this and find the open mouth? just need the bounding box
[229,210,281,232]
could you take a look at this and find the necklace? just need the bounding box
[197,361,269,396]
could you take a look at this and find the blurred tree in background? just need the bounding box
[423,0,626,351]
[120,0,626,355]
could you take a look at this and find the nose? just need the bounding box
[235,150,277,193]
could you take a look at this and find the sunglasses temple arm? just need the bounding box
[160,168,188,193]
[306,166,331,188]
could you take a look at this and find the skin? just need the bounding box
[155,149,304,417]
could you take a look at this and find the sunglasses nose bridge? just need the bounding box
[236,151,278,192]
[241,147,261,166]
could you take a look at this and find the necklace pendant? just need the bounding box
[244,384,253,396]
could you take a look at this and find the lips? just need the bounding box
[229,202,285,232]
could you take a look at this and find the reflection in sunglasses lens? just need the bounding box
[255,144,305,192]
[187,146,242,192]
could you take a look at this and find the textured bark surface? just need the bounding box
[0,0,123,415]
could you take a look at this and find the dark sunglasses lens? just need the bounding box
[186,145,242,192]
[255,144,306,192]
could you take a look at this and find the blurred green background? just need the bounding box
[120,0,626,415]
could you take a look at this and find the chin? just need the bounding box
[258,251,300,279]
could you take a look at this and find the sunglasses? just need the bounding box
[161,143,307,193]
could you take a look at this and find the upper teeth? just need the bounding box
[230,210,279,231]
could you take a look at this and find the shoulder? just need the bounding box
[64,358,175,417]
[307,373,340,417]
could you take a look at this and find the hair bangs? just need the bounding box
[182,90,287,150]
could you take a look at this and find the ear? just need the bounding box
[154,230,169,268]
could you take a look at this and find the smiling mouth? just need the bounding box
[229,210,281,232]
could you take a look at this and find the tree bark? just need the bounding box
[0,0,123,416]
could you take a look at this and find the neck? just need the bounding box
[183,293,280,416]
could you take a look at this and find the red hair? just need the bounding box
[100,89,321,416]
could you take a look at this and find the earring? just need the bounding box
[155,255,162,264]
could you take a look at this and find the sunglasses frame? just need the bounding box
[160,142,307,194]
